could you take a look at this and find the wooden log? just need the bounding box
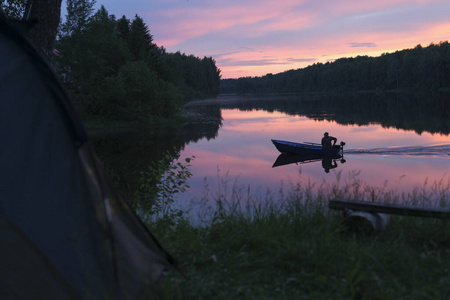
[329,198,450,219]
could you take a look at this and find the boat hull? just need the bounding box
[271,139,342,155]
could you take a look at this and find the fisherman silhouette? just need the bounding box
[321,132,337,149]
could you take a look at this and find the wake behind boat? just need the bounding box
[271,139,345,155]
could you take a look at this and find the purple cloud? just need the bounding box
[287,58,317,63]
[348,42,377,48]
[218,58,290,67]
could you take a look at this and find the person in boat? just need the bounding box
[321,132,337,149]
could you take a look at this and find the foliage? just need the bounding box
[55,2,221,122]
[127,14,155,62]
[0,0,26,19]
[136,152,194,229]
[58,0,96,37]
[222,42,450,94]
[146,177,450,299]
[163,52,222,99]
[84,60,182,120]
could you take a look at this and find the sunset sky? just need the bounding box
[87,0,450,79]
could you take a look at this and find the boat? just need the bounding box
[271,139,345,155]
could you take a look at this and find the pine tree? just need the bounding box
[117,15,130,42]
[128,15,155,61]
[59,0,96,37]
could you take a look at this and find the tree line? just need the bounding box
[56,1,221,121]
[221,42,450,94]
[1,0,221,122]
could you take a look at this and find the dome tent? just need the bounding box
[0,16,174,299]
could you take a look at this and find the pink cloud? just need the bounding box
[137,0,450,78]
[151,0,311,46]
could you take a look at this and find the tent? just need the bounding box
[0,16,174,299]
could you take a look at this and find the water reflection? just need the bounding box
[210,92,449,136]
[176,95,449,214]
[89,105,223,198]
[272,153,346,173]
[91,93,449,218]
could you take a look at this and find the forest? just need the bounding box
[1,0,221,122]
[56,2,221,122]
[221,42,450,94]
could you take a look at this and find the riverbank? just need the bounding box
[132,158,450,299]
[148,198,450,299]
[79,110,198,139]
[79,100,218,136]
[82,93,449,298]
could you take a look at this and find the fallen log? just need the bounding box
[329,198,450,233]
[329,199,450,219]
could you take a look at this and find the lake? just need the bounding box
[91,93,450,222]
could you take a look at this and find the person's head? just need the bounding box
[324,132,329,137]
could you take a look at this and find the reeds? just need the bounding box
[139,169,450,299]
[166,170,449,228]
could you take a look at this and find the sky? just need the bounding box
[85,0,450,79]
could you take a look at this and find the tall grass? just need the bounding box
[138,166,450,299]
[154,170,449,227]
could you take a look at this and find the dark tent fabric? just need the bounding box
[0,17,174,299]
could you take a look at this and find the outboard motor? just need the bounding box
[339,141,346,160]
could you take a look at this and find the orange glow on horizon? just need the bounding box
[215,24,450,79]
[140,0,450,79]
[219,37,450,79]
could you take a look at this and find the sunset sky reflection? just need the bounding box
[176,109,449,212]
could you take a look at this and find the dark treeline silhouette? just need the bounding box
[216,93,449,135]
[221,42,450,94]
[55,2,221,121]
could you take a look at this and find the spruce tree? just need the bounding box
[128,15,155,61]
[59,0,96,37]
[117,15,130,42]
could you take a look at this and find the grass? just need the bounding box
[141,174,450,300]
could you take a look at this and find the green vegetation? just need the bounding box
[151,206,450,299]
[0,0,26,19]
[221,42,450,94]
[54,0,221,124]
[137,157,450,299]
[135,153,194,229]
[4,3,449,298]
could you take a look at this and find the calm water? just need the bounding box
[92,93,450,220]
